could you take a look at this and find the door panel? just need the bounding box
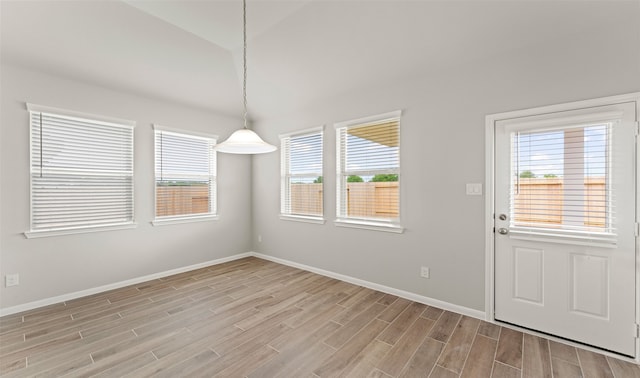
[494,101,637,356]
[513,246,544,305]
[570,253,608,318]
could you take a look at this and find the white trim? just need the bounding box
[334,109,402,129]
[252,252,484,320]
[485,114,496,322]
[0,251,481,320]
[26,103,135,128]
[279,214,326,224]
[334,219,404,234]
[486,92,640,123]
[0,252,252,317]
[508,229,617,248]
[636,97,640,364]
[279,125,324,139]
[152,123,218,141]
[500,111,624,133]
[24,222,138,239]
[152,215,219,226]
[485,92,640,361]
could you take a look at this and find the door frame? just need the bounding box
[484,92,640,362]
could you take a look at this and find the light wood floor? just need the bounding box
[1,257,638,377]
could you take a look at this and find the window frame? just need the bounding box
[504,112,623,245]
[24,103,136,239]
[152,124,218,226]
[334,110,404,233]
[279,126,325,224]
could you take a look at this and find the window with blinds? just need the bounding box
[335,111,401,229]
[280,127,323,219]
[27,104,135,236]
[510,122,613,237]
[154,126,217,221]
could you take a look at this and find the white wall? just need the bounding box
[0,65,252,310]
[251,23,640,312]
[1,4,638,315]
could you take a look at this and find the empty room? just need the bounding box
[1,0,639,376]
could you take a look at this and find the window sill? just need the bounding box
[24,222,138,239]
[334,219,404,234]
[279,214,326,224]
[152,214,219,226]
[508,227,616,248]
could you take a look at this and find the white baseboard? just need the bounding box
[0,252,252,317]
[1,251,485,321]
[251,252,486,320]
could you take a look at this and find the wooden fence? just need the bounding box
[156,178,606,227]
[514,177,606,227]
[290,182,399,218]
[156,185,209,217]
[346,182,399,218]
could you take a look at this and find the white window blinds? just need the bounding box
[154,126,217,219]
[280,128,323,218]
[28,104,134,234]
[336,111,401,225]
[511,122,614,237]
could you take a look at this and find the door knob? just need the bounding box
[497,228,509,235]
[499,214,507,221]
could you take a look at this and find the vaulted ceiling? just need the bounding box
[2,1,637,120]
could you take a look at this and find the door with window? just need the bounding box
[494,100,637,357]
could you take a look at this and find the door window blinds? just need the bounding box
[28,105,134,233]
[155,127,217,219]
[511,123,613,237]
[280,128,323,218]
[336,112,400,224]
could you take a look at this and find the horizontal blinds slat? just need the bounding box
[30,109,134,231]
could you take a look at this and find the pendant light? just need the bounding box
[216,0,277,154]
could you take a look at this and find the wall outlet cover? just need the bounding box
[5,274,19,287]
[466,183,483,195]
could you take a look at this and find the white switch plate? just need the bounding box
[5,274,19,287]
[466,183,483,195]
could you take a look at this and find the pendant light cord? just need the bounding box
[242,0,248,129]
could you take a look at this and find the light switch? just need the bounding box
[466,183,483,196]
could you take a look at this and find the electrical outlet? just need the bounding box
[258,235,262,243]
[420,266,430,279]
[5,274,19,287]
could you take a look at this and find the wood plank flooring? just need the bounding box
[1,257,638,377]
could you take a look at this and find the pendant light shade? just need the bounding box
[216,0,277,155]
[215,128,277,154]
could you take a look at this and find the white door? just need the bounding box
[494,100,637,357]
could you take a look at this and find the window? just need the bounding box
[153,125,217,224]
[280,127,324,222]
[25,104,135,238]
[511,122,614,237]
[335,110,402,232]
